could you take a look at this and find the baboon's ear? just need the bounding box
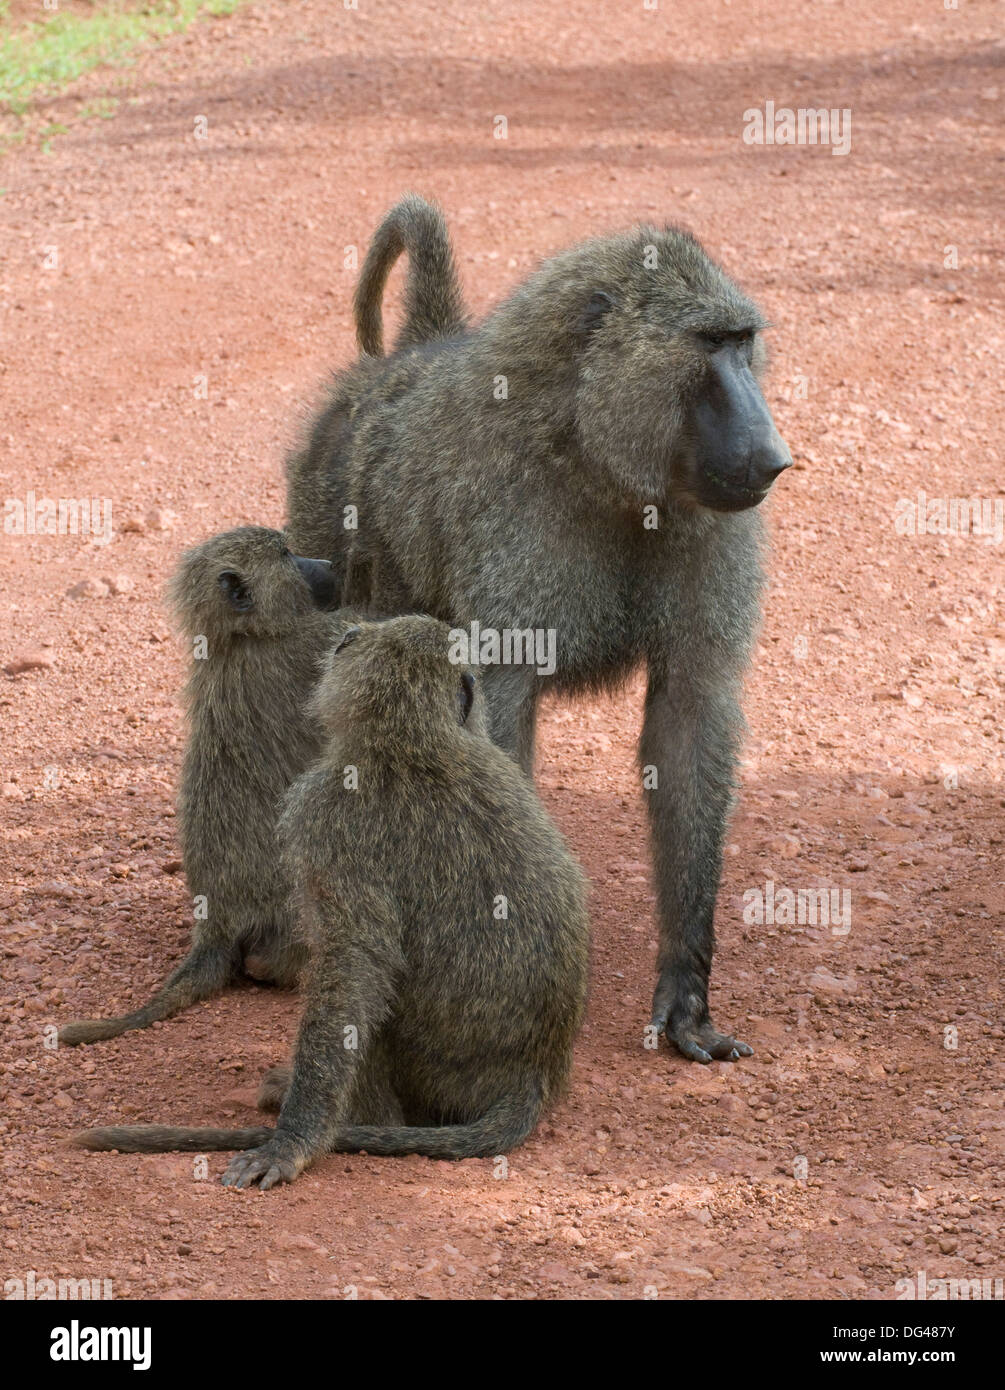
[580,290,617,335]
[218,570,253,612]
[333,625,362,654]
[458,671,475,725]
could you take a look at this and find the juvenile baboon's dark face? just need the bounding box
[172,526,336,638]
[573,228,792,512]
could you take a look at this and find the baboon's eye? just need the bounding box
[698,332,727,351]
[580,290,617,335]
[458,671,476,725]
[218,570,253,612]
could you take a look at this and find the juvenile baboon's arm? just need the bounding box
[639,660,753,1064]
[223,893,404,1189]
[479,665,539,776]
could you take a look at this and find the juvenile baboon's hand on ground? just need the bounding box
[221,1134,308,1190]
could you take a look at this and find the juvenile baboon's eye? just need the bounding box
[699,332,727,351]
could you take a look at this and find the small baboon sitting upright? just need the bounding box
[73,616,590,1185]
[59,527,343,1047]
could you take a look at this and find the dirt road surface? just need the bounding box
[1,0,1002,1300]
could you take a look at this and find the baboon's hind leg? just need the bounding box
[242,936,309,989]
[257,1066,292,1113]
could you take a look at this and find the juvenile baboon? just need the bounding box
[72,616,590,1185]
[285,196,793,1063]
[59,527,344,1047]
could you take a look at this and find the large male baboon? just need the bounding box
[285,196,792,1064]
[72,616,590,1186]
[59,527,343,1046]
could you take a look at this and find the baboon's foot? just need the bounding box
[241,954,279,983]
[652,1005,753,1063]
[256,1065,291,1112]
[222,1134,308,1191]
[242,947,304,990]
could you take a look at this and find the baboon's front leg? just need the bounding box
[640,668,753,1064]
[223,910,402,1189]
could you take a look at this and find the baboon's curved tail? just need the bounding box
[71,1124,272,1153]
[354,194,467,358]
[58,946,235,1047]
[331,1085,542,1159]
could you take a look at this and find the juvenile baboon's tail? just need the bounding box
[71,1124,273,1153]
[331,1085,543,1159]
[354,194,467,358]
[57,946,235,1047]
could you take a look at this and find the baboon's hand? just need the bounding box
[221,1135,308,1191]
[652,1004,753,1064]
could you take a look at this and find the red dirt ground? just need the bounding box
[0,0,1002,1301]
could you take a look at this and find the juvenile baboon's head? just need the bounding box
[506,226,793,512]
[309,614,487,751]
[170,526,337,640]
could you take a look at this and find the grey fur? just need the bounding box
[284,199,792,1062]
[59,527,348,1046]
[72,616,591,1186]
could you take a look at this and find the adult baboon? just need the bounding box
[72,616,591,1186]
[285,197,793,1063]
[59,527,343,1046]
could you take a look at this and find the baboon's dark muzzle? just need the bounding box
[294,555,338,609]
[692,346,792,511]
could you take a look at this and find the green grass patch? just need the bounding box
[78,96,120,120]
[0,1,247,116]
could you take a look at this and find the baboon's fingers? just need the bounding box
[221,1140,303,1190]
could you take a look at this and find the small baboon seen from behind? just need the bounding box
[72,616,591,1185]
[59,527,343,1047]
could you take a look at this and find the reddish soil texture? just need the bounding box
[1,0,1002,1302]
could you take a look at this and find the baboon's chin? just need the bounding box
[689,474,772,514]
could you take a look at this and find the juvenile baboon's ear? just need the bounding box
[217,570,253,613]
[333,625,362,654]
[458,671,475,725]
[580,290,617,335]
